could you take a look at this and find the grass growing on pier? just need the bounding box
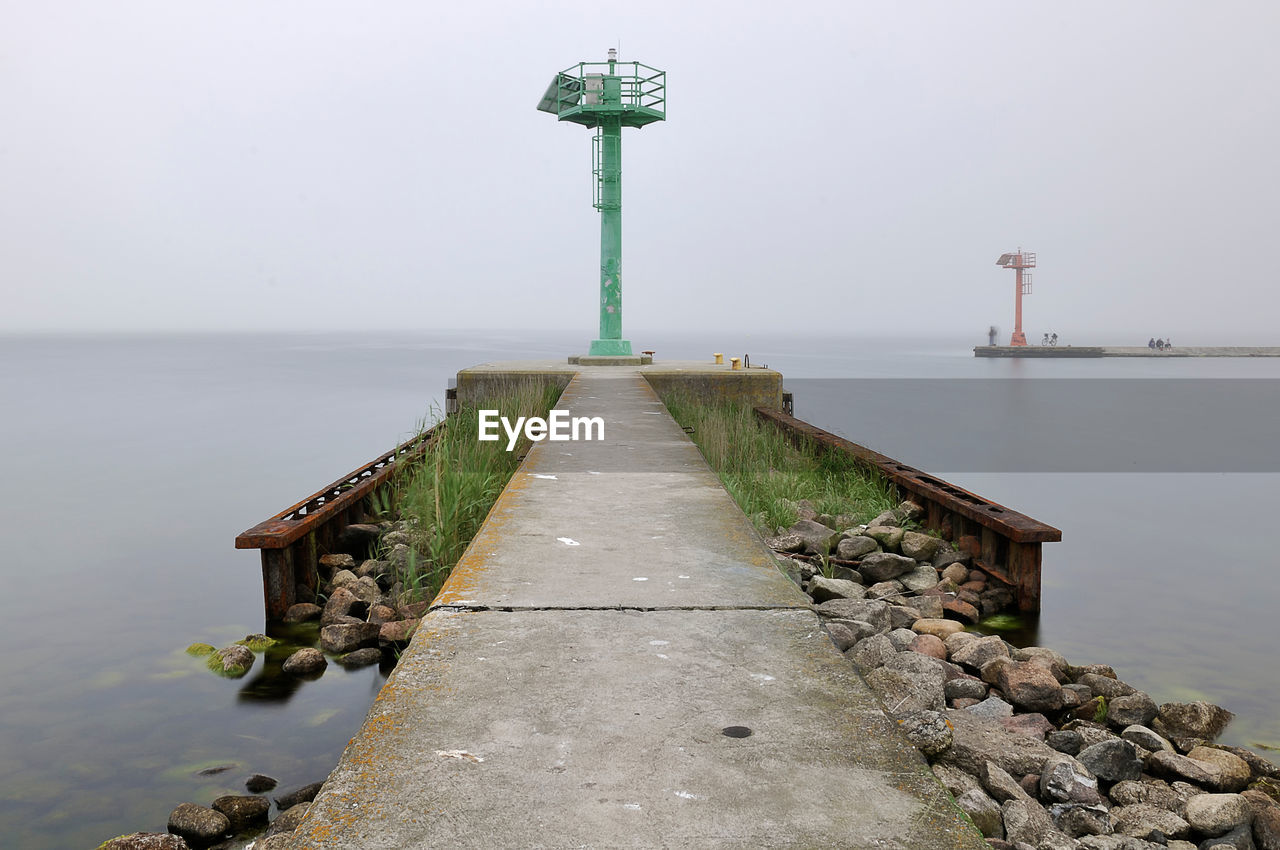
[390,381,561,602]
[660,393,896,535]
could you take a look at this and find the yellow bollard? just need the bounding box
[713,353,723,365]
[729,357,742,370]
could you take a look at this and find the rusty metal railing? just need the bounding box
[754,407,1060,614]
[236,425,441,619]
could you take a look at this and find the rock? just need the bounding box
[1122,726,1174,754]
[274,782,324,811]
[829,618,882,644]
[1187,747,1252,793]
[1112,804,1190,840]
[868,511,901,528]
[946,677,988,701]
[1071,723,1122,750]
[337,647,383,668]
[1150,751,1218,787]
[865,651,946,714]
[1079,673,1138,700]
[319,623,381,654]
[283,603,322,623]
[1049,731,1085,756]
[899,564,942,592]
[909,633,948,660]
[1252,802,1280,850]
[943,598,981,623]
[933,762,985,798]
[887,604,922,630]
[823,622,860,652]
[329,568,358,589]
[904,595,945,619]
[99,834,190,850]
[366,603,398,625]
[998,661,1066,713]
[913,618,967,639]
[952,635,1012,671]
[885,628,920,651]
[901,531,941,561]
[858,552,917,582]
[1153,702,1235,745]
[836,535,879,559]
[866,580,905,600]
[166,803,229,847]
[815,597,891,632]
[808,576,867,603]
[966,696,1016,720]
[767,533,805,553]
[210,795,269,832]
[206,645,254,678]
[981,760,1035,803]
[849,634,898,672]
[1053,803,1114,838]
[339,522,382,547]
[787,519,841,555]
[1042,754,1104,804]
[898,500,923,520]
[933,542,971,568]
[898,709,953,757]
[245,773,277,793]
[1079,739,1144,784]
[281,648,327,676]
[320,553,356,571]
[1110,779,1188,819]
[255,836,292,850]
[321,587,368,626]
[981,656,1017,686]
[940,710,1062,777]
[1185,794,1252,837]
[347,576,384,606]
[1002,798,1066,849]
[184,643,216,657]
[264,802,312,837]
[1002,713,1056,741]
[1109,693,1160,730]
[940,562,970,585]
[1075,696,1111,724]
[1198,823,1256,849]
[956,788,1005,839]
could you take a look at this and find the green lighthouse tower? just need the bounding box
[537,50,666,358]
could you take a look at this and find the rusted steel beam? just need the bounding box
[754,406,1059,614]
[236,424,441,619]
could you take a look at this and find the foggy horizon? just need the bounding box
[4,2,1278,344]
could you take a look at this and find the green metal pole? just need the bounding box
[588,73,631,356]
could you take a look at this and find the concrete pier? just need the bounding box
[291,367,987,849]
[975,345,1280,358]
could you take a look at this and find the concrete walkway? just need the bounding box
[292,369,987,849]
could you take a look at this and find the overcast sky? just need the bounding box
[3,1,1278,341]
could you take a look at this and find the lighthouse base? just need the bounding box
[1009,331,1028,346]
[588,338,633,356]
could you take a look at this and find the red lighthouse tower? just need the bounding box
[997,249,1036,346]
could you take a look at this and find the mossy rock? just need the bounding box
[206,645,255,678]
[1251,776,1280,802]
[236,634,277,652]
[185,643,217,657]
